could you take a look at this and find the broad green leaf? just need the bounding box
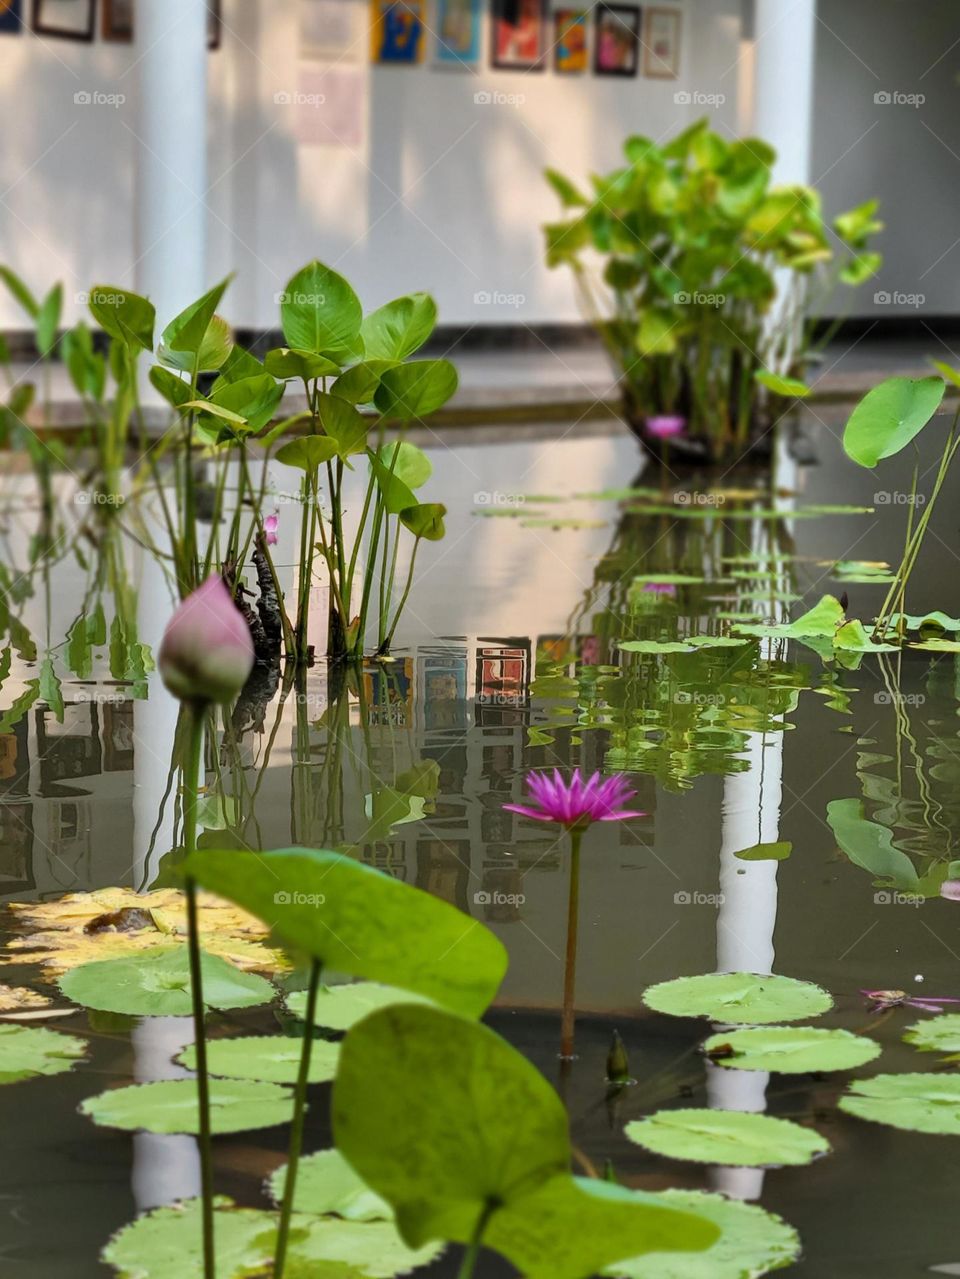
[333,1004,719,1271]
[839,1072,960,1134]
[59,945,274,1016]
[361,294,437,361]
[184,848,507,1019]
[88,285,156,353]
[734,842,793,862]
[158,313,233,374]
[264,347,341,381]
[207,372,284,431]
[637,310,678,356]
[177,1034,338,1084]
[35,284,63,357]
[286,1216,444,1277]
[275,435,340,470]
[544,168,588,207]
[160,277,231,361]
[269,1149,391,1220]
[373,360,458,420]
[605,1189,800,1279]
[754,371,810,399]
[379,440,432,489]
[643,973,832,1024]
[0,266,39,317]
[734,594,844,640]
[826,797,919,888]
[288,980,435,1032]
[0,1024,87,1084]
[332,359,397,404]
[281,261,363,356]
[843,376,945,467]
[400,503,446,541]
[317,391,368,457]
[150,366,193,411]
[214,344,264,385]
[81,1078,293,1134]
[903,1014,960,1055]
[703,1026,881,1073]
[839,252,882,286]
[625,1109,828,1167]
[369,451,418,514]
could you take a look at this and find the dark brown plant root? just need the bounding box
[252,536,285,646]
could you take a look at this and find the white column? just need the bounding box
[136,0,209,333]
[751,0,817,185]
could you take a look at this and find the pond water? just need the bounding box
[2,405,960,1276]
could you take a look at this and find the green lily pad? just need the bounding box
[0,1024,87,1084]
[177,1035,339,1084]
[703,1026,881,1073]
[80,1078,294,1134]
[625,1109,828,1168]
[883,610,960,633]
[619,637,750,655]
[288,981,434,1032]
[839,1072,960,1134]
[643,973,833,1024]
[903,1015,960,1055]
[605,1190,800,1279]
[910,639,960,653]
[289,1215,443,1277]
[734,842,793,862]
[632,575,706,586]
[59,945,275,1017]
[268,1148,391,1220]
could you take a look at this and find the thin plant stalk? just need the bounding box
[560,825,584,1060]
[381,535,421,653]
[456,1201,498,1279]
[274,957,323,1278]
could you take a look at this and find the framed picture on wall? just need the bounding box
[300,0,363,60]
[491,0,546,72]
[594,3,639,76]
[371,0,425,64]
[643,5,681,77]
[434,0,481,69]
[31,0,95,41]
[0,0,24,34]
[554,9,587,73]
[102,0,132,42]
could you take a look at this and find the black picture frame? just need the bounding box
[31,0,96,41]
[593,2,640,77]
[101,0,131,42]
[207,0,221,49]
[490,0,547,72]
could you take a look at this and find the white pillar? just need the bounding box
[136,0,209,333]
[751,0,816,185]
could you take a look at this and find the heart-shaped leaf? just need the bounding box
[400,503,446,541]
[373,360,458,420]
[843,376,945,468]
[281,261,363,356]
[276,435,340,470]
[360,294,437,361]
[264,347,342,381]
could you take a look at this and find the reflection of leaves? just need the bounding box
[734,841,792,862]
[0,682,39,735]
[826,798,920,889]
[0,1024,87,1084]
[39,657,64,723]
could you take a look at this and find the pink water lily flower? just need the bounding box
[159,576,255,706]
[504,769,644,828]
[646,414,686,440]
[861,988,960,1014]
[263,511,279,546]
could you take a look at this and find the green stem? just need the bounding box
[274,958,323,1279]
[183,702,214,1279]
[456,1201,497,1279]
[560,825,583,1060]
[382,537,421,652]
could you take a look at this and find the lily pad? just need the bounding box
[59,945,275,1017]
[619,637,750,655]
[268,1148,391,1220]
[288,981,434,1032]
[625,1109,828,1168]
[289,1216,443,1277]
[605,1190,799,1279]
[643,973,832,1024]
[177,1035,339,1084]
[734,842,793,862]
[632,575,706,586]
[80,1078,294,1134]
[0,1023,87,1083]
[839,1072,960,1134]
[903,1015,960,1056]
[703,1026,881,1073]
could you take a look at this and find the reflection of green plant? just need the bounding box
[543,120,881,453]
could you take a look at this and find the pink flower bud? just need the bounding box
[159,577,255,705]
[264,512,279,546]
[646,414,687,439]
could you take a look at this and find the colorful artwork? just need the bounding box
[643,5,681,78]
[593,2,640,77]
[434,0,480,67]
[31,0,95,41]
[491,0,546,71]
[0,0,23,34]
[371,0,425,64]
[554,9,587,74]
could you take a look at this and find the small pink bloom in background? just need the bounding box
[264,512,279,546]
[159,576,255,705]
[504,769,644,828]
[646,414,686,440]
[861,988,960,1014]
[642,582,677,597]
[941,880,960,902]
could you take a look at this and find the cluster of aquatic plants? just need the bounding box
[543,119,882,456]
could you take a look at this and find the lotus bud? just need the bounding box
[159,576,254,705]
[646,414,686,439]
[605,1028,633,1084]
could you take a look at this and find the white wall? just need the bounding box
[0,0,740,331]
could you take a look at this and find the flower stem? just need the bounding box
[182,702,214,1279]
[456,1201,497,1279]
[560,826,583,1060]
[274,957,323,1278]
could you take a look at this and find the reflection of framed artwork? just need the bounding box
[102,0,132,41]
[554,9,587,73]
[594,2,639,77]
[35,704,102,792]
[643,5,680,77]
[31,0,95,41]
[434,0,480,67]
[0,0,23,33]
[0,802,34,891]
[491,0,546,71]
[300,0,363,60]
[371,0,425,64]
[207,0,222,49]
[103,702,135,772]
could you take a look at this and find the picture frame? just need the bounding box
[491,0,546,72]
[371,0,425,65]
[643,5,681,78]
[300,0,363,60]
[593,2,640,77]
[101,0,132,42]
[207,0,221,50]
[434,0,481,69]
[554,9,587,74]
[0,0,23,34]
[31,0,95,42]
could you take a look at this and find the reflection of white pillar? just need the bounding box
[136,0,208,333]
[752,0,815,185]
[131,1018,200,1210]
